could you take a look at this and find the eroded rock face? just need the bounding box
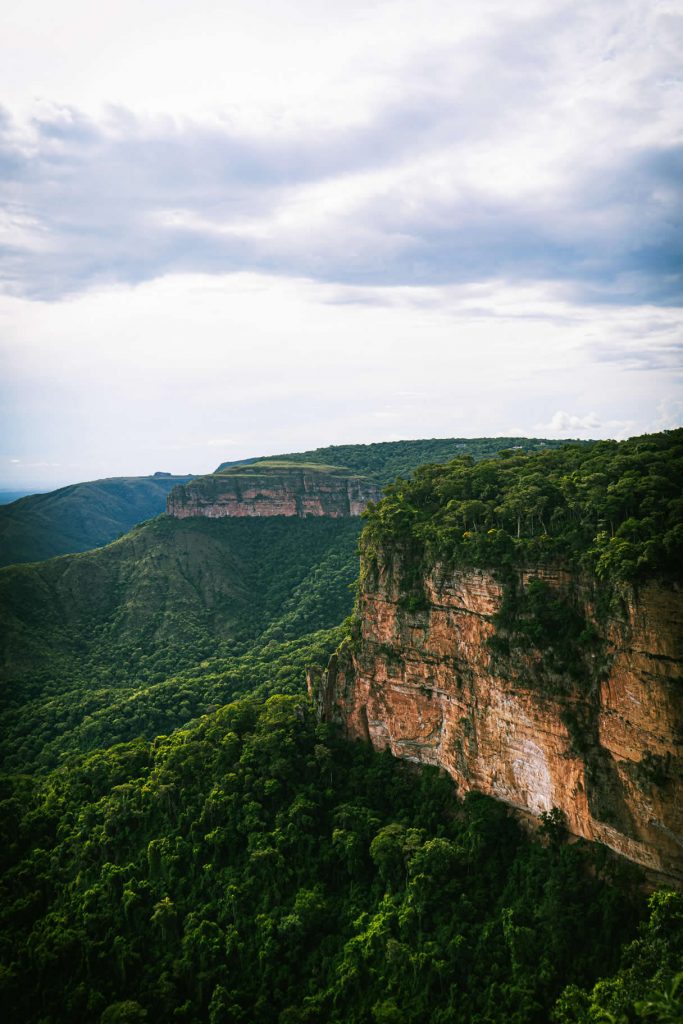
[312,555,683,882]
[167,466,381,519]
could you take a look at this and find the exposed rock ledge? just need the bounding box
[167,462,381,519]
[311,558,683,883]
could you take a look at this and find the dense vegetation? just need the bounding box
[1,625,345,774]
[4,694,680,1024]
[2,432,681,1023]
[0,439,583,775]
[216,437,579,485]
[0,439,578,570]
[0,516,361,772]
[0,475,194,567]
[362,429,683,586]
[214,461,370,477]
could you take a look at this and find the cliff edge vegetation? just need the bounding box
[361,428,683,587]
[315,428,683,881]
[217,436,583,484]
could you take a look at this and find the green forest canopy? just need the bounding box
[0,515,361,773]
[362,429,683,585]
[2,437,580,568]
[217,436,581,484]
[2,694,681,1024]
[1,431,682,1022]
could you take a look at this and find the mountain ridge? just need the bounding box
[0,474,194,568]
[0,437,583,568]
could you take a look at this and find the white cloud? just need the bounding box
[0,1,550,123]
[0,0,681,486]
[656,398,683,431]
[538,411,601,433]
[534,411,639,439]
[0,1,680,302]
[1,271,680,486]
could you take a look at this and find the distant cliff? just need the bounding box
[167,462,381,519]
[312,556,683,882]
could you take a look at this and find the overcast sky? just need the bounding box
[1,0,681,488]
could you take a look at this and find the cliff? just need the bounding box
[312,554,683,882]
[167,462,381,519]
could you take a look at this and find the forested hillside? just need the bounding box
[217,436,578,484]
[0,475,194,567]
[362,428,683,586]
[0,515,360,772]
[0,436,586,775]
[1,438,577,568]
[3,694,681,1024]
[1,432,681,1023]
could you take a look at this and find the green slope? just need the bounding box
[1,436,681,1022]
[0,515,361,770]
[4,431,677,776]
[215,460,372,477]
[0,475,194,568]
[216,436,582,483]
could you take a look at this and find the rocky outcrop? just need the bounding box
[167,463,381,519]
[311,554,683,882]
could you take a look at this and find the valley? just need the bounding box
[0,432,681,1024]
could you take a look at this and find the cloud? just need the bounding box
[538,411,602,433]
[534,410,636,438]
[589,338,683,371]
[1,269,679,486]
[585,313,683,371]
[0,1,680,303]
[656,398,683,430]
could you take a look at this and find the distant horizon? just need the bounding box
[4,426,681,495]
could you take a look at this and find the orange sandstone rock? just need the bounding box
[313,556,683,882]
[167,464,380,519]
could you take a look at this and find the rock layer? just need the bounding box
[167,464,381,519]
[312,555,683,881]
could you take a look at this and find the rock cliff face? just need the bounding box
[312,554,683,882]
[167,464,381,519]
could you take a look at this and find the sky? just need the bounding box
[1,0,682,489]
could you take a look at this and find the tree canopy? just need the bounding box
[362,429,683,586]
[4,694,674,1024]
